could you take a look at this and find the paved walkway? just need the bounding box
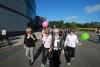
[0,32,42,48]
[0,32,100,67]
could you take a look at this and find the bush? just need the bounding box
[77,28,98,32]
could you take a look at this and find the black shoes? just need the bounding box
[29,60,34,66]
[29,60,31,65]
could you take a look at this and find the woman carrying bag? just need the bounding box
[49,29,63,67]
[41,28,52,67]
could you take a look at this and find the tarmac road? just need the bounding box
[0,32,100,67]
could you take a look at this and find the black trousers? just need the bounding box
[1,35,9,42]
[98,35,100,41]
[49,50,61,67]
[64,46,75,63]
[42,47,50,64]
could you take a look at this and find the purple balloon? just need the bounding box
[42,21,48,28]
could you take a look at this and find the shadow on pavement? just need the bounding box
[33,45,43,63]
[9,41,18,45]
[10,37,21,40]
[88,39,100,43]
[0,41,18,48]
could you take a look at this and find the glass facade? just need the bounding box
[0,0,36,32]
[26,0,36,19]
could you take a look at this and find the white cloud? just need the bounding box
[67,16,79,21]
[84,4,100,13]
[66,16,79,22]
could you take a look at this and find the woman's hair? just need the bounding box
[44,28,49,34]
[26,27,32,33]
[53,29,59,33]
[69,29,75,33]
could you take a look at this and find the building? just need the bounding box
[0,0,36,34]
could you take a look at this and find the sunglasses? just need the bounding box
[45,33,48,34]
[54,32,59,34]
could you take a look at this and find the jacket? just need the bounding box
[51,36,63,50]
[24,33,37,47]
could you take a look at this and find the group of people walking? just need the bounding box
[23,27,79,67]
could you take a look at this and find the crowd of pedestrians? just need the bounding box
[23,27,81,67]
[0,26,100,67]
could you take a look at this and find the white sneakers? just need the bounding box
[67,62,71,66]
[46,59,49,65]
[41,63,45,67]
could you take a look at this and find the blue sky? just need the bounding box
[35,0,100,23]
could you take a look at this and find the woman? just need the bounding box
[49,29,63,67]
[64,29,79,66]
[24,27,37,66]
[41,28,52,67]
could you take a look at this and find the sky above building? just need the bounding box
[36,0,100,23]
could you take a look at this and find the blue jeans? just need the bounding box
[25,47,34,62]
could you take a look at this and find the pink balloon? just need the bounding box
[42,21,48,28]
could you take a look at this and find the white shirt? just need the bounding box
[2,29,6,35]
[42,33,47,44]
[64,34,78,48]
[54,36,60,48]
[42,34,52,48]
